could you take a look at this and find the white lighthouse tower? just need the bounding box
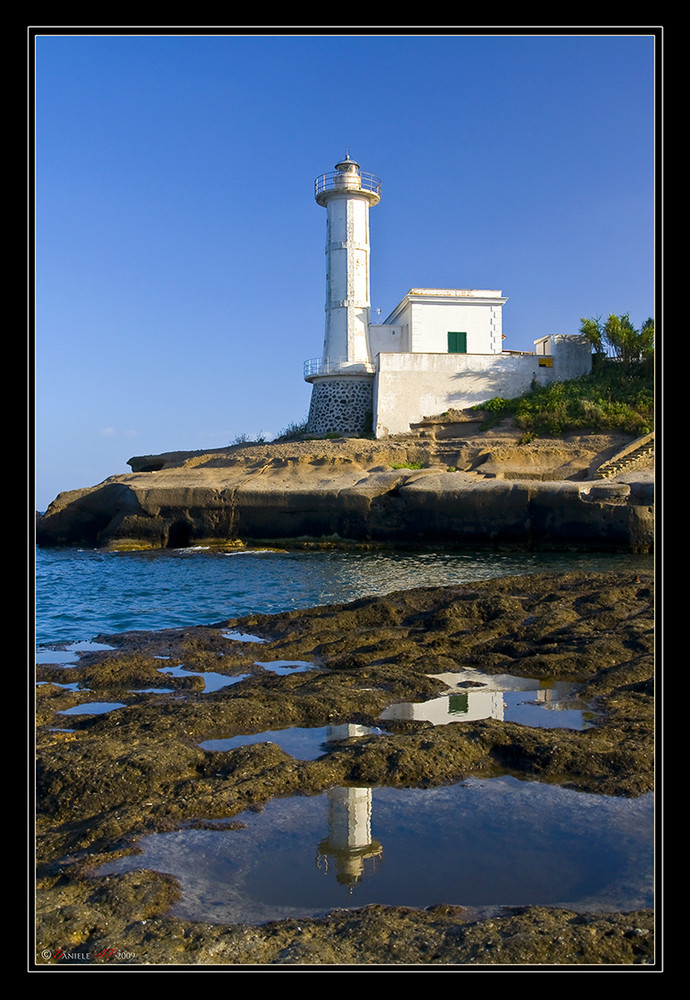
[304,154,381,436]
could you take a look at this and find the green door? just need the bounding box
[448,331,467,353]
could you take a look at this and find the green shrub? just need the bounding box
[273,419,309,441]
[474,360,653,438]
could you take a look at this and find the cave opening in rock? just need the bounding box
[167,520,192,548]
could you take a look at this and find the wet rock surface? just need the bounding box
[35,570,655,967]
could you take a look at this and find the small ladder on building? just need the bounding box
[591,431,654,480]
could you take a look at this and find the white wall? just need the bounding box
[373,335,592,437]
[381,289,507,357]
[369,322,406,356]
[407,299,503,355]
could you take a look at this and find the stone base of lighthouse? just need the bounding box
[306,375,374,437]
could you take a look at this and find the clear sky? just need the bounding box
[33,29,657,511]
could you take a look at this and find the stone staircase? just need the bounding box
[591,432,654,480]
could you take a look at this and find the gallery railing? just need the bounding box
[314,171,382,200]
[304,357,376,379]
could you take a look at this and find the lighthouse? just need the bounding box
[304,154,381,436]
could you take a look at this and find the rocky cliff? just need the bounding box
[35,422,654,552]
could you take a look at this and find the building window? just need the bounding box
[448,331,467,354]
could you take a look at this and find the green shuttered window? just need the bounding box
[448,331,467,354]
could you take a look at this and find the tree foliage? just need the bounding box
[579,313,654,364]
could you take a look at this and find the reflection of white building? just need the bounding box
[381,688,504,725]
[305,154,592,438]
[381,672,585,727]
[317,786,383,887]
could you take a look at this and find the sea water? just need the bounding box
[34,545,653,647]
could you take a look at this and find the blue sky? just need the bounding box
[33,30,657,511]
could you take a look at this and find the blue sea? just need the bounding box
[34,544,653,648]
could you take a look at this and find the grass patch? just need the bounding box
[273,419,309,442]
[475,360,654,438]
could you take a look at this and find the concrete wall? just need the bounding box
[534,334,593,377]
[373,335,592,437]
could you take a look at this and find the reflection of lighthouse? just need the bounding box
[317,786,383,888]
[304,153,381,437]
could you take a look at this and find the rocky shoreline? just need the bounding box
[36,427,654,553]
[35,424,657,967]
[35,569,656,967]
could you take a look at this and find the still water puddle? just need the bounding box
[223,630,268,644]
[198,669,593,760]
[255,660,315,675]
[37,680,83,691]
[59,701,126,716]
[157,664,250,692]
[154,658,315,694]
[98,777,653,925]
[199,723,385,760]
[381,669,594,730]
[36,641,115,665]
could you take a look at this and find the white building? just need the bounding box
[305,156,592,438]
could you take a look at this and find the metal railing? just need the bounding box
[314,171,381,200]
[304,357,376,379]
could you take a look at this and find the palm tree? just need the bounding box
[579,313,654,363]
